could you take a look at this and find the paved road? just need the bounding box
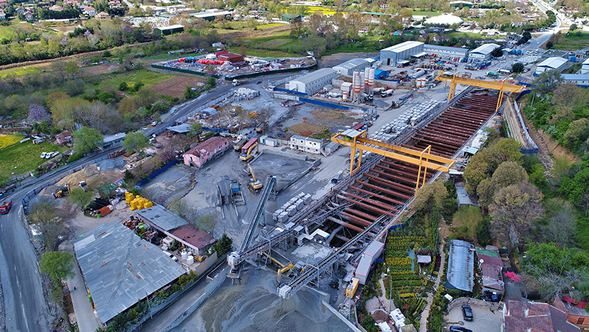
[0,72,296,331]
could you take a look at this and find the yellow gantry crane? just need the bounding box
[436,73,527,112]
[331,129,455,190]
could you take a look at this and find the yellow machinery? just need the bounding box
[247,164,263,192]
[346,278,359,298]
[436,74,526,112]
[262,252,294,280]
[331,130,455,190]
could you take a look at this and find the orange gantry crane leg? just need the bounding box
[332,130,455,190]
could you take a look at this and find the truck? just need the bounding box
[230,181,245,206]
[381,89,393,97]
[0,201,13,215]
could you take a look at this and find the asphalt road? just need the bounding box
[0,73,293,331]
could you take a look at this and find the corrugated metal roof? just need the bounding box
[291,68,337,85]
[471,43,500,56]
[537,57,567,69]
[382,41,424,53]
[136,204,188,231]
[446,239,474,292]
[74,222,185,323]
[333,58,369,71]
[423,44,469,55]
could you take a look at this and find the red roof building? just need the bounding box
[170,225,215,255]
[215,50,244,63]
[183,136,231,168]
[553,295,589,331]
[504,299,580,332]
[55,130,72,145]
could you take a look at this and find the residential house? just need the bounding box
[503,299,580,332]
[553,295,589,331]
[183,136,231,168]
[55,131,72,145]
[476,246,504,297]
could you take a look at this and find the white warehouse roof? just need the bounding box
[291,68,337,84]
[333,58,370,71]
[537,57,567,69]
[583,58,589,65]
[424,14,463,26]
[382,41,424,53]
[471,43,500,56]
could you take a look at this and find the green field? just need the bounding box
[0,65,43,79]
[412,10,441,16]
[554,32,589,50]
[446,31,496,40]
[94,69,173,91]
[0,137,66,185]
[0,25,17,43]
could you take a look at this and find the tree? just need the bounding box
[538,198,576,247]
[213,234,233,255]
[491,47,503,57]
[69,187,93,208]
[533,71,562,95]
[450,206,483,242]
[189,123,202,137]
[119,81,128,91]
[413,181,449,215]
[511,62,524,73]
[546,41,554,49]
[489,182,543,249]
[123,131,148,153]
[27,104,50,124]
[73,126,103,157]
[562,118,589,152]
[205,77,216,90]
[40,251,74,282]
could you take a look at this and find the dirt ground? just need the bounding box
[80,63,122,77]
[151,75,206,98]
[286,108,364,136]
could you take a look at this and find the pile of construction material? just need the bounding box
[233,88,260,101]
[272,192,312,223]
[125,192,154,210]
[371,100,440,142]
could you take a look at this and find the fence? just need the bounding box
[135,159,179,188]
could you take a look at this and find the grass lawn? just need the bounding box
[0,140,66,185]
[0,65,43,79]
[0,134,23,149]
[228,47,298,58]
[446,31,492,40]
[554,32,589,50]
[412,10,441,16]
[95,69,173,92]
[0,25,17,43]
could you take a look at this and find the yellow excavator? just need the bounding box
[247,164,263,192]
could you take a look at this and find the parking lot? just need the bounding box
[444,298,503,332]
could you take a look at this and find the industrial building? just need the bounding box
[183,136,231,168]
[423,14,463,26]
[469,43,500,62]
[155,24,185,36]
[332,58,373,76]
[380,41,424,67]
[445,239,474,292]
[74,222,185,324]
[289,135,323,154]
[135,204,215,255]
[354,240,384,284]
[189,9,233,20]
[535,57,568,75]
[562,73,589,87]
[581,58,589,74]
[423,44,469,62]
[287,68,338,94]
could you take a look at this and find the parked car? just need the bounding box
[449,326,472,332]
[462,304,474,321]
